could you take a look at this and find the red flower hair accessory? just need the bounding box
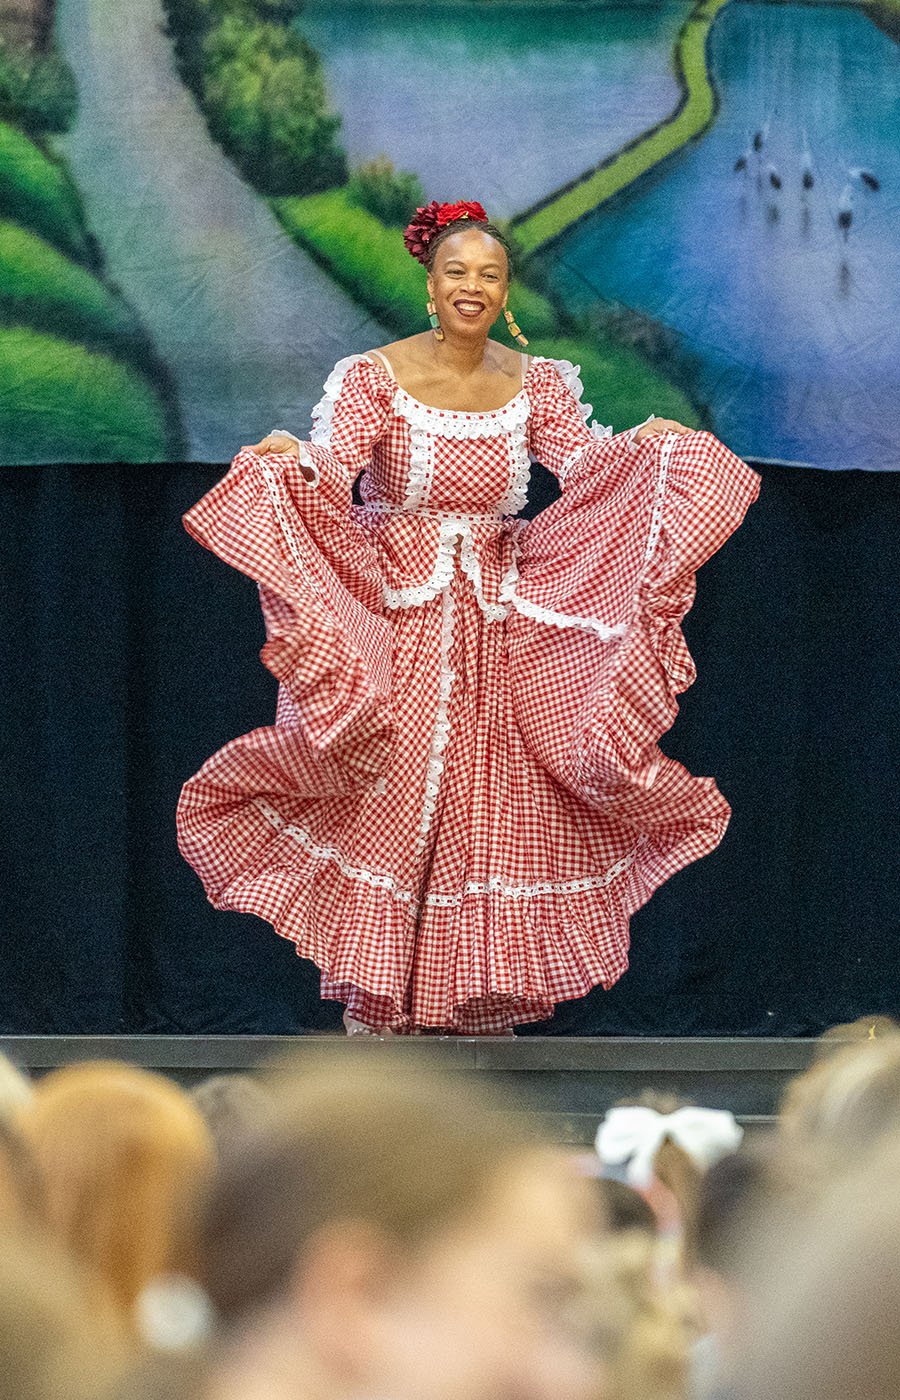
[403,199,490,264]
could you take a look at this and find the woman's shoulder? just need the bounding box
[361,333,430,375]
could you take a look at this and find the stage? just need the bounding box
[0,1036,818,1143]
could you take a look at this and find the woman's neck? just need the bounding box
[429,333,490,378]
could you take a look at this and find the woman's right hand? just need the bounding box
[241,432,300,458]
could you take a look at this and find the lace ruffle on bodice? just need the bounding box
[270,351,654,629]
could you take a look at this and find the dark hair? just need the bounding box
[425,218,515,278]
[597,1177,658,1236]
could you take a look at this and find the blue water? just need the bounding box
[549,2,900,469]
[302,2,689,217]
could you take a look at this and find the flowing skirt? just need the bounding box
[175,430,761,1032]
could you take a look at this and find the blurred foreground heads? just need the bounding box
[16,1060,215,1327]
[198,1048,606,1400]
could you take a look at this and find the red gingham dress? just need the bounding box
[176,352,761,1033]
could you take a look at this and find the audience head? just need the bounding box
[189,1073,273,1155]
[0,1229,128,1400]
[17,1061,215,1322]
[0,1054,32,1121]
[595,1091,743,1275]
[198,1048,603,1400]
[564,1230,694,1400]
[733,1127,900,1400]
[777,1027,900,1189]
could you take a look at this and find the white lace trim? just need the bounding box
[426,850,637,905]
[402,415,436,511]
[497,422,531,515]
[382,515,507,621]
[392,387,531,438]
[252,797,415,903]
[413,583,455,856]
[309,353,368,446]
[251,796,638,910]
[531,355,615,439]
[644,430,676,561]
[256,455,322,598]
[382,516,459,610]
[497,550,628,640]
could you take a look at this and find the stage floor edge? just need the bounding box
[0,1036,830,1143]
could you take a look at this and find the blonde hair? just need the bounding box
[738,1127,900,1400]
[777,1031,900,1189]
[0,1053,32,1120]
[18,1061,214,1318]
[569,1232,695,1400]
[0,1229,128,1400]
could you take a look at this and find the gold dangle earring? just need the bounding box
[426,298,444,341]
[503,305,528,348]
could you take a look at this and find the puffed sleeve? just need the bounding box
[527,356,655,484]
[267,353,395,508]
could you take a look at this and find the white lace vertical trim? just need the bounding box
[644,430,676,562]
[497,422,531,515]
[402,417,436,512]
[256,455,322,598]
[250,796,640,909]
[414,581,454,857]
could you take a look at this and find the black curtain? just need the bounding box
[3,458,900,1036]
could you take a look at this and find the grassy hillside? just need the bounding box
[0,117,182,462]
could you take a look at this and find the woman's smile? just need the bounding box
[453,299,486,318]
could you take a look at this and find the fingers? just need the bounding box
[647,420,693,437]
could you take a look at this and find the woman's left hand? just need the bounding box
[633,417,693,444]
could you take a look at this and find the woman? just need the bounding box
[176,199,761,1037]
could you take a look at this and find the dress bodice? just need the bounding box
[359,379,532,518]
[267,350,657,620]
[298,350,653,516]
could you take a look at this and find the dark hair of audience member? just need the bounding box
[613,1090,704,1273]
[598,1177,658,1236]
[693,1139,777,1280]
[198,1050,564,1327]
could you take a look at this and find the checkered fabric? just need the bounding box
[176,354,761,1033]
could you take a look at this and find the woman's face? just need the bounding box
[426,228,509,339]
[363,1148,603,1400]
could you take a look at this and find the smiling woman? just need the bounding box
[176,198,761,1037]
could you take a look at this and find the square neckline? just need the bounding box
[365,349,533,419]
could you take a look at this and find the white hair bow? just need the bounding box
[594,1105,744,1188]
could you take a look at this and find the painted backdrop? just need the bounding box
[2,0,898,468]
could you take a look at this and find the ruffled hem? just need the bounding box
[177,753,730,1032]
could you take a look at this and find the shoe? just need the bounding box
[343,1010,394,1038]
